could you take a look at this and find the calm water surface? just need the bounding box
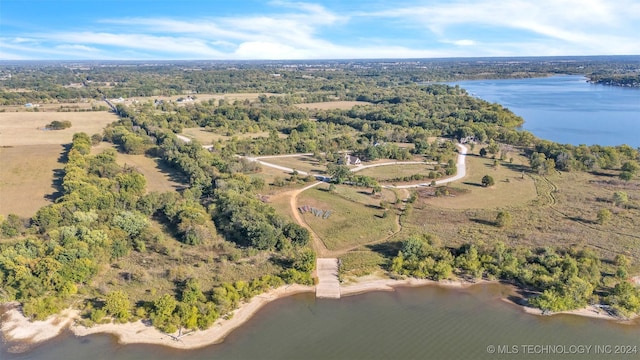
[3,284,639,360]
[450,75,640,147]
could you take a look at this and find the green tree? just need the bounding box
[596,208,612,225]
[621,161,639,175]
[619,171,634,181]
[326,164,352,184]
[495,211,512,228]
[612,191,628,207]
[481,175,495,187]
[104,290,131,322]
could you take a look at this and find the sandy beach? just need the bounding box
[339,275,492,297]
[502,297,639,322]
[1,277,637,353]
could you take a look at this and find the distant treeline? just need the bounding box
[1,56,639,104]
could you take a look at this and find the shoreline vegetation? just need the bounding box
[2,277,637,353]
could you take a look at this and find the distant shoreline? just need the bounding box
[1,277,638,354]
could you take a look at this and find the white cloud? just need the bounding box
[4,0,640,59]
[451,40,476,46]
[361,0,640,55]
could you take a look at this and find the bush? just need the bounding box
[495,211,512,228]
[45,120,72,130]
[481,175,495,187]
[596,209,612,225]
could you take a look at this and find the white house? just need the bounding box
[340,154,361,165]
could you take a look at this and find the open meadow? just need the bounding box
[297,184,398,252]
[0,144,65,217]
[259,154,327,175]
[423,153,537,209]
[401,162,640,265]
[0,111,117,146]
[357,163,436,182]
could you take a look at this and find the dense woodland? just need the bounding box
[1,59,639,328]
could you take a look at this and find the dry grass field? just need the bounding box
[295,101,371,110]
[0,144,64,217]
[401,165,640,264]
[298,184,398,251]
[424,154,537,209]
[91,143,187,193]
[0,111,117,146]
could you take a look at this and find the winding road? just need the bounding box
[177,132,468,189]
[246,144,468,189]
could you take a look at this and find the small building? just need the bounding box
[339,154,361,165]
[25,103,33,107]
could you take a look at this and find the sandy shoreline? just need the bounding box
[1,278,637,352]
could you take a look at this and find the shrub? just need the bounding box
[481,175,495,187]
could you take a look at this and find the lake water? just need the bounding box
[3,284,639,360]
[449,75,640,147]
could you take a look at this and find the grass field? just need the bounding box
[423,154,537,209]
[0,111,117,146]
[338,251,386,278]
[0,144,64,217]
[401,165,640,264]
[332,185,397,207]
[298,184,398,251]
[295,101,371,110]
[261,154,328,175]
[92,143,187,193]
[357,164,436,182]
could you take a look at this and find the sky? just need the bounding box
[1,0,640,60]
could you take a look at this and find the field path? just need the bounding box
[287,181,330,257]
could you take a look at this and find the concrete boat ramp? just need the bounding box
[316,258,341,299]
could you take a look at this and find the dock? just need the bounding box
[316,258,340,299]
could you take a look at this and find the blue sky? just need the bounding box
[1,0,640,60]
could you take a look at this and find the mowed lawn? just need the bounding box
[424,154,537,209]
[92,143,187,193]
[298,184,398,251]
[260,155,327,175]
[0,111,118,146]
[357,164,436,182]
[0,144,64,217]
